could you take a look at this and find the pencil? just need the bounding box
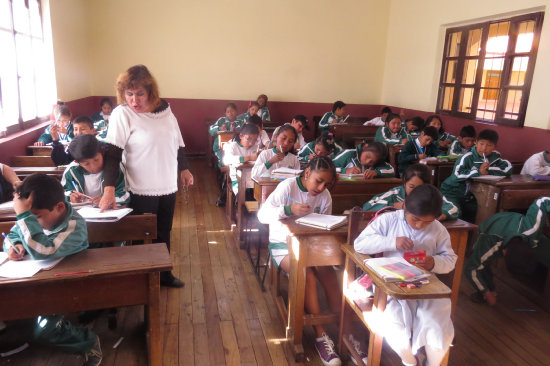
[2,232,20,255]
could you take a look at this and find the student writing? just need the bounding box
[521,150,550,176]
[236,101,260,129]
[374,112,408,145]
[448,125,476,156]
[426,115,455,149]
[34,104,74,146]
[269,114,308,151]
[333,141,395,179]
[297,134,341,163]
[397,126,442,176]
[251,124,300,179]
[364,106,391,126]
[318,100,346,135]
[209,103,239,166]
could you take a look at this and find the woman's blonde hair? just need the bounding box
[115,65,161,111]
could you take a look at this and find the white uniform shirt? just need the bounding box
[251,148,300,180]
[363,116,385,126]
[223,140,259,193]
[521,151,550,176]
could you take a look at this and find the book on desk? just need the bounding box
[364,257,430,282]
[295,213,347,230]
[0,253,64,278]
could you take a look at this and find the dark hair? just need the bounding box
[422,126,439,141]
[225,103,237,111]
[361,141,388,167]
[332,101,346,112]
[234,123,259,144]
[402,163,430,185]
[73,116,94,130]
[404,184,442,217]
[426,115,444,134]
[293,114,307,125]
[68,134,102,161]
[54,105,71,119]
[249,101,260,109]
[381,106,392,115]
[257,94,268,103]
[478,129,498,144]
[99,97,113,108]
[274,124,298,153]
[314,134,337,154]
[459,125,476,138]
[385,113,402,124]
[15,174,65,211]
[405,116,425,131]
[248,114,263,128]
[302,155,337,190]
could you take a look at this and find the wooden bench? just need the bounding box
[11,166,64,180]
[27,145,53,156]
[0,244,172,366]
[11,156,55,167]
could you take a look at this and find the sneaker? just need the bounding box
[83,335,102,366]
[315,333,341,366]
[348,334,368,365]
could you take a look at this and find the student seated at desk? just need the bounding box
[404,116,424,140]
[51,116,96,166]
[465,197,550,305]
[374,112,408,146]
[91,97,114,140]
[0,163,21,203]
[363,106,392,126]
[354,185,457,366]
[251,124,300,179]
[236,101,260,129]
[3,174,102,366]
[297,134,341,163]
[333,141,395,179]
[440,129,512,220]
[223,123,259,200]
[363,164,459,220]
[449,125,476,156]
[209,103,239,167]
[34,104,74,146]
[318,100,346,135]
[521,150,550,176]
[248,115,270,149]
[269,114,308,151]
[426,115,456,150]
[398,126,441,176]
[61,134,130,207]
[257,156,343,366]
[256,93,271,123]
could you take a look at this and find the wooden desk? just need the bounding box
[253,177,402,214]
[388,145,403,178]
[235,162,255,247]
[11,155,55,167]
[0,244,172,366]
[27,145,53,156]
[470,175,550,224]
[421,160,456,187]
[12,166,64,179]
[329,124,378,148]
[217,131,234,151]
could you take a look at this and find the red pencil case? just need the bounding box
[404,250,426,264]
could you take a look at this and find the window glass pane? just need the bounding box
[19,76,37,121]
[481,58,504,88]
[510,56,529,86]
[447,31,461,57]
[466,28,482,56]
[0,31,19,126]
[0,0,12,29]
[15,33,32,76]
[504,90,522,119]
[459,87,474,112]
[462,59,478,84]
[444,60,458,83]
[486,22,510,57]
[516,21,535,53]
[440,87,454,110]
[29,0,42,38]
[477,89,499,121]
[12,0,30,35]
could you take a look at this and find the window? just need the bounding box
[436,12,544,127]
[0,0,55,136]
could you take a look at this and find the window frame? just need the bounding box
[436,12,544,127]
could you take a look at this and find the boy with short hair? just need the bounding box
[449,125,476,156]
[397,126,442,176]
[51,116,96,166]
[318,101,346,135]
[363,106,392,126]
[3,174,102,366]
[521,150,550,176]
[441,129,512,218]
[404,116,425,140]
[270,114,309,150]
[62,134,129,206]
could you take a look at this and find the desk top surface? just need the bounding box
[12,166,64,173]
[0,243,172,286]
[283,217,349,237]
[253,176,401,186]
[472,174,550,187]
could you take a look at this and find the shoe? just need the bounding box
[315,333,341,366]
[160,273,185,288]
[83,336,102,366]
[348,334,368,365]
[0,321,6,334]
[470,291,485,304]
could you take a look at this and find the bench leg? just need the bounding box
[367,287,387,366]
[147,272,162,366]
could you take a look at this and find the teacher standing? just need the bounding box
[99,65,193,288]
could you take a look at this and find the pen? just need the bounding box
[285,196,305,205]
[279,145,283,154]
[2,232,20,255]
[73,191,93,200]
[342,114,350,123]
[482,152,487,163]
[55,270,92,277]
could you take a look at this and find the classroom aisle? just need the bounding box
[2,158,550,365]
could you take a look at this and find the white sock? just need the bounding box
[425,344,448,366]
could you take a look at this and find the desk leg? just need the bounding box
[367,288,387,366]
[287,236,306,361]
[449,230,468,318]
[236,170,246,248]
[147,272,162,366]
[225,172,234,224]
[470,183,500,225]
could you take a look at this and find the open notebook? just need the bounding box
[472,175,507,182]
[271,167,302,179]
[295,213,347,230]
[0,254,64,278]
[363,257,430,282]
[77,207,133,222]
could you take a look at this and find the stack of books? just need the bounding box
[295,213,347,230]
[363,257,430,282]
[271,167,302,179]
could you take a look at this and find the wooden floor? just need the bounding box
[2,157,550,365]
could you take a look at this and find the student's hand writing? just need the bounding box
[346,167,361,174]
[90,196,102,206]
[363,169,378,179]
[393,201,404,209]
[395,236,414,250]
[70,191,86,203]
[269,153,284,165]
[13,192,33,215]
[401,139,409,144]
[180,169,194,187]
[34,141,45,146]
[418,153,427,160]
[290,203,311,217]
[50,123,60,141]
[415,256,434,271]
[98,187,117,212]
[480,162,489,175]
[308,153,316,161]
[8,244,25,261]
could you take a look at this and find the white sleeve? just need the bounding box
[257,183,291,223]
[105,106,130,149]
[290,155,301,169]
[353,214,397,254]
[223,142,241,166]
[431,225,457,274]
[320,192,332,215]
[261,130,270,146]
[523,154,550,176]
[251,150,270,180]
[172,114,185,148]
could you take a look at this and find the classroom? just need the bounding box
[1,0,550,365]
